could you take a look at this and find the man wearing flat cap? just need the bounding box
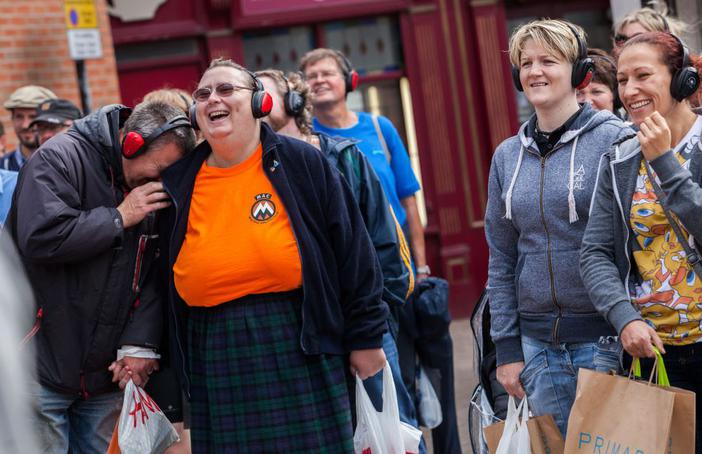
[30,99,82,146]
[1,85,57,171]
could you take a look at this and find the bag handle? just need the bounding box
[630,346,670,387]
[371,114,392,165]
[643,160,702,279]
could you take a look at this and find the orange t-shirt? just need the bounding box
[173,145,302,307]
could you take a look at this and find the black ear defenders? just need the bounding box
[122,115,191,159]
[281,73,305,116]
[189,68,274,131]
[669,34,700,102]
[512,23,594,92]
[333,50,359,94]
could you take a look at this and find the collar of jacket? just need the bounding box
[162,122,281,203]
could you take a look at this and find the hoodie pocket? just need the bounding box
[552,249,593,313]
[516,252,552,311]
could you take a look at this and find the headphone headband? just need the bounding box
[332,49,359,93]
[566,23,587,62]
[122,115,191,159]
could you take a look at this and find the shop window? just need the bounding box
[242,27,315,72]
[323,16,403,74]
[115,38,200,64]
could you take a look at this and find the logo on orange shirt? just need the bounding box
[250,193,276,223]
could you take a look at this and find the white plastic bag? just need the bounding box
[495,396,531,454]
[416,365,442,429]
[353,362,422,454]
[117,379,179,454]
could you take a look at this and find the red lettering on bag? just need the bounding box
[128,387,164,428]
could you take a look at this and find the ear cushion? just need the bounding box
[511,65,523,92]
[122,131,145,158]
[572,57,595,89]
[252,91,273,118]
[671,67,701,102]
[189,104,199,131]
[346,71,359,93]
[284,90,305,116]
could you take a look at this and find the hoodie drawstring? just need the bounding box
[504,145,524,220]
[567,135,580,223]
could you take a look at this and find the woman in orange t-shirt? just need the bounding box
[161,58,389,452]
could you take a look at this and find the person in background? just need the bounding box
[613,0,686,49]
[1,85,57,171]
[577,49,621,114]
[299,48,427,279]
[255,68,421,438]
[485,19,633,436]
[29,99,82,146]
[8,101,196,453]
[581,31,702,452]
[162,58,387,452]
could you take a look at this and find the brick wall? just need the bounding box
[0,0,121,150]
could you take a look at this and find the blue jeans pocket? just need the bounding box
[519,348,548,394]
[593,336,623,374]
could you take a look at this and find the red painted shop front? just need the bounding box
[110,0,519,318]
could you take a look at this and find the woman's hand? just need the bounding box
[620,320,666,358]
[496,361,526,399]
[638,112,672,162]
[349,348,386,379]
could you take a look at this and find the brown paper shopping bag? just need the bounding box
[666,384,696,454]
[564,368,675,454]
[484,397,564,454]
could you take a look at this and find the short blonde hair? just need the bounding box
[508,19,585,66]
[141,88,192,115]
[299,48,348,75]
[614,1,687,36]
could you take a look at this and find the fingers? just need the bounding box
[650,330,666,355]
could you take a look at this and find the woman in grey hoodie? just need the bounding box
[581,32,702,451]
[485,19,633,435]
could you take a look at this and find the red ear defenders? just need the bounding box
[333,50,359,94]
[122,115,191,159]
[281,73,305,116]
[512,23,594,92]
[669,34,700,102]
[188,69,273,131]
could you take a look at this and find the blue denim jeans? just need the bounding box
[29,382,123,454]
[364,330,424,452]
[519,335,622,437]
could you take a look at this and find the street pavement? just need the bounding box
[423,318,478,454]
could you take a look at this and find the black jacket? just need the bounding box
[319,133,414,310]
[7,105,163,397]
[160,123,388,395]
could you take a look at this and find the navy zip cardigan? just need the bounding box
[160,123,388,395]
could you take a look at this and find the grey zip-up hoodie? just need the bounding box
[580,127,702,336]
[486,104,634,366]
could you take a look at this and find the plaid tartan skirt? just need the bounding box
[187,290,354,453]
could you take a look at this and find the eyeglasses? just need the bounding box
[303,70,342,82]
[192,83,253,103]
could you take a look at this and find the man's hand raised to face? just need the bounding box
[116,181,171,228]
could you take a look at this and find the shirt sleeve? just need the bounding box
[378,116,421,199]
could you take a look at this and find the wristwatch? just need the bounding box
[416,265,431,275]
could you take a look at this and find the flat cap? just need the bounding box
[4,85,57,110]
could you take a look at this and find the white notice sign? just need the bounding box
[67,28,103,60]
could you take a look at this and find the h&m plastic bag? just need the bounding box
[108,379,179,454]
[495,396,531,454]
[353,362,422,454]
[416,365,442,429]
